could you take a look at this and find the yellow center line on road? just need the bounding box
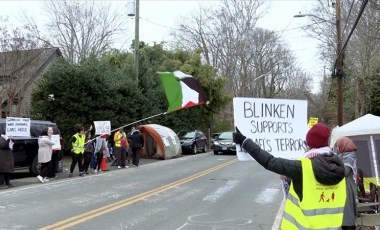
[39,158,238,230]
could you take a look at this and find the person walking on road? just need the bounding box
[129,126,144,167]
[334,136,358,230]
[69,124,86,177]
[0,133,14,189]
[37,127,55,183]
[233,123,346,230]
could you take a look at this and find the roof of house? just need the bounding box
[0,47,62,104]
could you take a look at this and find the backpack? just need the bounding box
[121,137,127,147]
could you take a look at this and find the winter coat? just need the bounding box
[38,136,55,163]
[0,136,14,172]
[129,130,144,149]
[242,138,345,201]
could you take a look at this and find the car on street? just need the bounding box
[210,132,221,145]
[177,130,208,154]
[211,131,236,155]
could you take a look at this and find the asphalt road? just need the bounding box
[1,152,284,230]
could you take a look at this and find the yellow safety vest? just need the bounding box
[114,131,126,147]
[281,158,346,230]
[72,133,85,154]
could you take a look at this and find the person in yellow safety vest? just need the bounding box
[233,123,346,230]
[113,127,128,169]
[69,124,86,177]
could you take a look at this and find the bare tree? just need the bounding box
[173,0,304,98]
[23,0,126,63]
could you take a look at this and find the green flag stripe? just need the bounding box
[158,72,183,112]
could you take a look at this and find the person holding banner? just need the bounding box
[37,127,55,183]
[233,123,347,229]
[0,133,14,189]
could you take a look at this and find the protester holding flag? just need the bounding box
[129,126,144,167]
[233,123,347,229]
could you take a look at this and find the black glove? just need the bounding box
[233,127,246,145]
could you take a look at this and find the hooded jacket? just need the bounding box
[242,138,345,201]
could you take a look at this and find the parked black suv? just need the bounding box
[0,119,61,176]
[177,130,208,154]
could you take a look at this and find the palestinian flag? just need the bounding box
[158,71,208,113]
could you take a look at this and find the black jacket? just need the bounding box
[129,130,144,148]
[242,139,345,201]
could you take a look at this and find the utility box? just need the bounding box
[127,1,135,17]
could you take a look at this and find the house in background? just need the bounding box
[0,47,62,118]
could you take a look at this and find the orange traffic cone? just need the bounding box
[100,156,108,171]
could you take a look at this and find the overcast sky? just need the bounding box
[1,0,323,92]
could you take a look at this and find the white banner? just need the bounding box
[51,134,61,150]
[6,117,31,137]
[233,97,308,159]
[94,121,111,135]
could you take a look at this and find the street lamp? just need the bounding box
[294,3,344,126]
[293,13,335,25]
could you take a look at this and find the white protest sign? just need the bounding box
[51,134,61,150]
[233,97,308,159]
[6,117,31,137]
[94,121,111,135]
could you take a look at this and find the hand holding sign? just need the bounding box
[233,127,254,161]
[233,127,246,145]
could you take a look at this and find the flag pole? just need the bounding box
[110,112,167,133]
[84,112,167,143]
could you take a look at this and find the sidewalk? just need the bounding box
[6,156,159,188]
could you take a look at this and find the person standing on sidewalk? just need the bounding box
[0,133,14,189]
[69,124,86,177]
[129,126,144,167]
[83,126,94,175]
[37,127,55,183]
[93,134,108,173]
[113,128,128,168]
[334,136,358,230]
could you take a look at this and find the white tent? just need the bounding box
[330,114,380,188]
[330,114,380,146]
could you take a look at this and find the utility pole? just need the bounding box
[134,0,140,83]
[335,0,344,126]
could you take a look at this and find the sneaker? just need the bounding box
[118,166,121,169]
[37,175,44,183]
[0,185,9,189]
[69,173,73,178]
[93,169,98,174]
[79,172,85,177]
[125,165,129,168]
[43,178,50,182]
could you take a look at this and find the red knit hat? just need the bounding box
[306,123,330,148]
